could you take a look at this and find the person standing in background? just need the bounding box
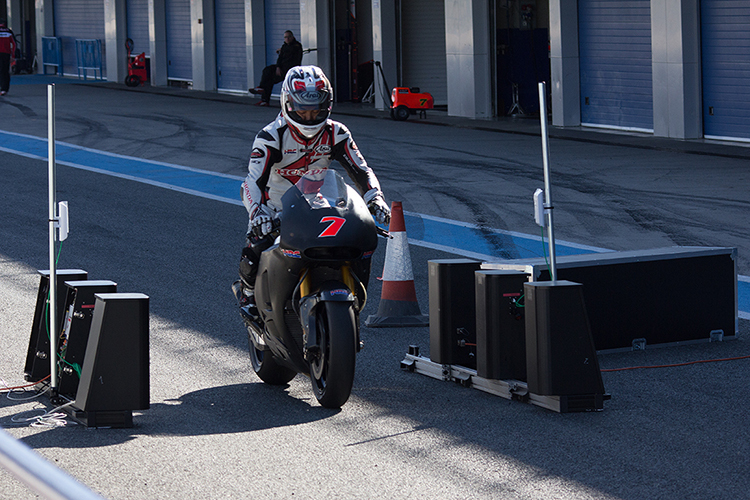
[0,20,16,96]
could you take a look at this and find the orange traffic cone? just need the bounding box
[365,202,429,328]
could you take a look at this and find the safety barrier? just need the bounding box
[0,428,105,499]
[41,36,62,76]
[75,39,103,80]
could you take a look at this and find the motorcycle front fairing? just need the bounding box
[254,169,379,372]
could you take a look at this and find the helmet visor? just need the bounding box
[286,90,331,126]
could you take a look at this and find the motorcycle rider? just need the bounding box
[236,65,391,310]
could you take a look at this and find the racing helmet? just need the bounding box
[280,66,333,139]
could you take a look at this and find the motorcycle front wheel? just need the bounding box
[248,327,296,385]
[310,301,357,408]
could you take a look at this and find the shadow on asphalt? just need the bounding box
[12,383,338,450]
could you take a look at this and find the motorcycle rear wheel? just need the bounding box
[248,329,296,385]
[310,301,357,408]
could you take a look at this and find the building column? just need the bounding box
[371,0,397,111]
[549,0,580,127]
[300,0,332,77]
[34,0,54,74]
[104,0,127,83]
[651,0,701,139]
[149,0,168,86]
[7,0,22,33]
[245,0,264,90]
[190,0,215,91]
[445,0,491,119]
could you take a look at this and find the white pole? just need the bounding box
[538,82,557,281]
[48,84,58,392]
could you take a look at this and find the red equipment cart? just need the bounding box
[390,87,434,121]
[125,38,147,87]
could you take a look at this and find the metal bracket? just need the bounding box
[401,346,608,413]
[632,338,647,351]
[710,329,724,342]
[452,370,472,387]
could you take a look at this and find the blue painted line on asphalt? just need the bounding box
[1,128,748,317]
[9,74,105,85]
[0,130,241,204]
[401,212,610,261]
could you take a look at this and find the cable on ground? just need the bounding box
[602,354,750,372]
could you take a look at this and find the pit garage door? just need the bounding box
[265,0,300,97]
[578,0,652,131]
[215,0,247,91]
[701,1,750,140]
[165,0,192,81]
[127,0,150,57]
[53,0,106,77]
[399,0,447,106]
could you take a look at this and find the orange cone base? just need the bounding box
[364,299,429,328]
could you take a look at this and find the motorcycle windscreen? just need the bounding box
[280,169,378,258]
[294,168,349,209]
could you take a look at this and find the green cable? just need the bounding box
[41,242,82,379]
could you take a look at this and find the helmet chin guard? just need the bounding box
[280,66,333,139]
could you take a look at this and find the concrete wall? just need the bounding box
[445,0,492,119]
[300,0,332,77]
[148,0,168,86]
[651,0,702,139]
[549,0,580,127]
[190,0,216,91]
[34,0,54,74]
[371,0,397,111]
[104,0,127,84]
[245,0,265,90]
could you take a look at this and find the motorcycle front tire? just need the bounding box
[310,301,357,409]
[249,336,296,385]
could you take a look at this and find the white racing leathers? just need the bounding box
[241,114,383,229]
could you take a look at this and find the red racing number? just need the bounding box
[318,216,346,237]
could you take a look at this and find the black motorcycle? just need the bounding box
[233,169,386,408]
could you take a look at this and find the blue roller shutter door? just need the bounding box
[53,0,106,77]
[127,0,150,57]
[166,0,192,81]
[265,1,301,98]
[215,0,247,91]
[578,0,653,131]
[400,0,447,106]
[701,1,750,140]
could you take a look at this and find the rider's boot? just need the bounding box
[236,252,259,318]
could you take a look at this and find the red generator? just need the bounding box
[390,87,434,121]
[125,38,148,87]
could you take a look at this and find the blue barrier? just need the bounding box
[42,37,63,76]
[75,39,103,80]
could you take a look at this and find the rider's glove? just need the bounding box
[364,189,391,225]
[249,205,274,238]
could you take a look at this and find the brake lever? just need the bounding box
[376,226,392,239]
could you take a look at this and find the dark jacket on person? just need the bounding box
[276,40,303,75]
